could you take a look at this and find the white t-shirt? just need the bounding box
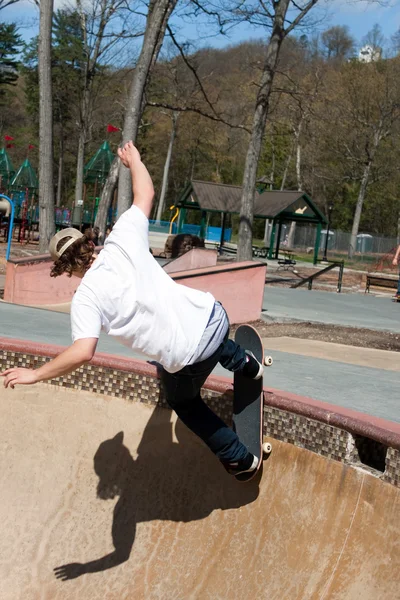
[70,205,215,373]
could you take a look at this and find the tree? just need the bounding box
[0,23,22,99]
[315,59,400,257]
[22,10,84,207]
[155,110,179,221]
[362,23,385,57]
[392,28,400,55]
[95,0,178,234]
[73,0,132,207]
[233,0,320,261]
[321,25,354,60]
[52,9,85,207]
[38,0,55,253]
[116,0,178,215]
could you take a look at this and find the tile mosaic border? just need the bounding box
[1,347,399,488]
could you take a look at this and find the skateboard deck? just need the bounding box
[233,324,271,482]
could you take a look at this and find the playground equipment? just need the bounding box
[8,159,39,241]
[0,148,15,189]
[0,194,15,260]
[80,141,115,227]
[169,205,179,234]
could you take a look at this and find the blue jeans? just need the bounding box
[161,335,248,463]
[397,272,400,295]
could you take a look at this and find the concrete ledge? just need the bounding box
[4,258,80,305]
[171,261,267,324]
[2,336,399,451]
[163,248,217,274]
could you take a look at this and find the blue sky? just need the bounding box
[2,0,399,50]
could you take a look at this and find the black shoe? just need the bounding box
[223,452,259,476]
[242,351,264,380]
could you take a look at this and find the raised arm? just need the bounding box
[117,141,154,219]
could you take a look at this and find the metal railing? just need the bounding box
[291,261,344,293]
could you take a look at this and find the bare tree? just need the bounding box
[96,0,178,230]
[321,25,355,60]
[315,58,400,258]
[117,0,178,215]
[73,0,133,207]
[155,111,179,222]
[234,0,320,261]
[38,0,55,253]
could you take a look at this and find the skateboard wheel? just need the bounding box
[264,355,273,366]
[262,442,272,455]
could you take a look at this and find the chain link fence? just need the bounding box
[289,225,398,264]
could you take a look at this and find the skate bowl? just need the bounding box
[1,337,399,600]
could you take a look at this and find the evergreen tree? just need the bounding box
[0,22,22,97]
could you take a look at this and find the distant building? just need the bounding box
[358,45,382,63]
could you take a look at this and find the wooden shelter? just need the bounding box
[177,180,327,263]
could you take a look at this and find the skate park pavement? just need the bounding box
[1,285,399,424]
[261,286,400,332]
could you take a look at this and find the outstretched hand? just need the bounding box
[117,141,141,168]
[1,367,38,388]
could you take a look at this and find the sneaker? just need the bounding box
[223,452,259,476]
[242,351,264,380]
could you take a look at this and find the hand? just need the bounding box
[54,563,85,581]
[117,140,141,168]
[1,367,38,388]
[393,258,398,266]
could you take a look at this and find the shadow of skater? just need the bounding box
[54,405,260,581]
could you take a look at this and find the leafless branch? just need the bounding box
[166,25,220,118]
[147,100,251,133]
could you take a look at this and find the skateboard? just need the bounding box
[233,324,272,482]
[392,295,400,302]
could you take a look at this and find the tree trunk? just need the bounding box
[287,123,303,249]
[156,111,178,222]
[280,141,294,191]
[94,156,119,238]
[237,0,290,262]
[348,160,372,259]
[117,0,177,216]
[56,134,63,207]
[75,130,85,205]
[38,0,55,253]
[263,134,275,244]
[397,212,400,245]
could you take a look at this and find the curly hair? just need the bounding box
[50,229,98,278]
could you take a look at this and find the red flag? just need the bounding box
[6,143,14,148]
[4,135,14,141]
[107,124,120,133]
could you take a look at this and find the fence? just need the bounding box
[148,220,232,242]
[290,225,397,262]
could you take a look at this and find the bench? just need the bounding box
[278,258,297,270]
[252,246,268,258]
[365,274,398,293]
[219,245,269,259]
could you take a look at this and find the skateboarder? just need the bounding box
[393,244,400,300]
[2,141,264,477]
